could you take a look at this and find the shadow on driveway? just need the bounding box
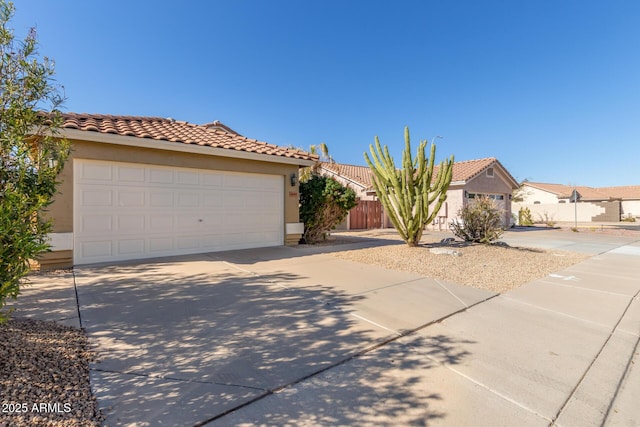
[75,257,477,425]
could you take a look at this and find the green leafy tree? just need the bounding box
[1,0,69,323]
[299,175,357,244]
[364,127,454,246]
[451,196,504,244]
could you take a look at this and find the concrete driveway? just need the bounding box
[74,246,493,426]
[10,228,640,426]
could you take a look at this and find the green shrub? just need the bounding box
[451,196,504,244]
[518,207,534,226]
[1,0,69,323]
[299,175,357,244]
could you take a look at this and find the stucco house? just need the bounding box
[320,157,519,230]
[514,182,640,222]
[40,113,316,268]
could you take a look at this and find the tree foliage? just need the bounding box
[364,127,454,246]
[0,0,69,322]
[299,142,332,183]
[299,175,357,244]
[451,196,504,244]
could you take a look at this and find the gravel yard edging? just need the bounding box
[0,318,104,427]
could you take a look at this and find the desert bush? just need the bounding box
[451,196,504,244]
[538,212,556,228]
[518,207,534,226]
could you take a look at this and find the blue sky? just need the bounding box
[12,0,640,187]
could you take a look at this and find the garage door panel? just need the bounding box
[149,192,173,207]
[79,162,112,181]
[74,160,284,264]
[117,166,145,182]
[202,174,223,187]
[117,239,145,255]
[80,189,113,206]
[117,215,145,231]
[149,215,172,230]
[176,171,199,185]
[81,215,113,233]
[79,240,113,259]
[149,237,174,253]
[149,168,173,184]
[117,191,146,207]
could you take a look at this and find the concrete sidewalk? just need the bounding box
[213,241,640,426]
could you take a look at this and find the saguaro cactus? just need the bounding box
[364,127,454,246]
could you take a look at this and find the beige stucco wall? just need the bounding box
[519,186,560,204]
[621,201,640,218]
[41,138,303,267]
[513,202,601,222]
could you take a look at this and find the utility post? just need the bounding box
[570,188,581,228]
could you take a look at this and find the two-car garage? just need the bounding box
[73,160,284,264]
[40,114,316,268]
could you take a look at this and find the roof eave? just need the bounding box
[59,128,316,167]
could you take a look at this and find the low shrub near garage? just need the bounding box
[451,196,504,244]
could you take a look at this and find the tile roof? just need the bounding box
[59,113,317,162]
[322,157,518,190]
[320,162,375,188]
[525,182,640,201]
[597,186,640,200]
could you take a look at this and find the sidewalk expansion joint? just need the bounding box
[601,331,640,425]
[502,296,612,331]
[197,292,500,426]
[71,269,84,329]
[549,288,640,426]
[90,367,266,391]
[537,279,632,298]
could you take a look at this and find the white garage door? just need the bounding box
[73,159,284,264]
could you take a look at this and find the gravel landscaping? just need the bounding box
[0,318,103,427]
[329,231,590,293]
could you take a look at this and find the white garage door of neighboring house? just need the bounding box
[74,159,284,264]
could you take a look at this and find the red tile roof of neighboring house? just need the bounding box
[597,186,640,200]
[320,162,375,189]
[523,182,640,201]
[59,113,317,162]
[321,157,518,190]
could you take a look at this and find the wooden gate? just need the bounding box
[349,200,382,230]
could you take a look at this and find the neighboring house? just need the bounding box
[514,182,640,222]
[320,163,382,230]
[41,113,316,268]
[320,157,518,230]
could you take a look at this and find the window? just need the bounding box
[486,167,494,177]
[534,201,541,204]
[559,200,566,204]
[467,192,504,200]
